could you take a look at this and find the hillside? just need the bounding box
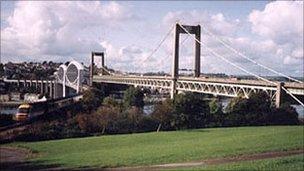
[4,126,304,169]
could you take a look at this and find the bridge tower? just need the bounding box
[90,52,105,86]
[171,23,201,98]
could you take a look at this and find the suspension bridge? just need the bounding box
[91,23,304,108]
[2,23,303,108]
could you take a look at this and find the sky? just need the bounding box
[0,1,303,77]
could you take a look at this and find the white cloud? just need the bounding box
[283,55,301,65]
[248,1,303,62]
[249,1,303,42]
[162,10,239,36]
[292,48,303,59]
[1,1,302,76]
[1,1,135,63]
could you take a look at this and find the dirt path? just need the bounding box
[0,147,303,171]
[0,147,29,163]
[0,147,65,171]
[106,149,304,171]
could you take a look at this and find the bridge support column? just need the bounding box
[172,24,180,79]
[77,70,82,93]
[45,80,49,96]
[63,80,66,98]
[194,25,201,77]
[275,82,285,108]
[90,53,94,86]
[170,79,177,99]
[50,81,53,99]
[53,80,57,99]
[40,81,44,95]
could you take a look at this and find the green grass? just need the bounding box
[172,154,304,171]
[6,126,304,168]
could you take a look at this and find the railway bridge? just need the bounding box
[2,60,89,99]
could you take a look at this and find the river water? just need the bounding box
[1,108,18,115]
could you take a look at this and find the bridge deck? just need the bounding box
[93,75,304,97]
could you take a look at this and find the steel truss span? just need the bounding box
[93,75,304,100]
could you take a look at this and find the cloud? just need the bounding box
[1,1,302,77]
[249,1,303,42]
[162,10,239,36]
[248,1,303,62]
[1,1,135,62]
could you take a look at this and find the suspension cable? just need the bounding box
[140,24,175,65]
[200,25,303,83]
[177,22,304,107]
[159,35,191,73]
[282,87,304,106]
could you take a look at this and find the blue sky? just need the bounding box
[1,1,303,77]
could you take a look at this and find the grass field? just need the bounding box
[173,154,304,171]
[8,126,304,169]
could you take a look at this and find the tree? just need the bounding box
[65,61,70,66]
[172,92,209,129]
[125,106,143,131]
[151,99,174,132]
[123,86,144,109]
[208,98,224,127]
[209,99,222,114]
[95,106,119,134]
[268,103,299,125]
[81,88,104,112]
[225,92,275,126]
[103,96,120,108]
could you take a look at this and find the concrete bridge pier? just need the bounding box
[17,79,20,88]
[40,81,44,95]
[36,80,38,89]
[170,79,177,99]
[275,82,285,108]
[23,79,28,88]
[50,81,53,98]
[45,80,49,96]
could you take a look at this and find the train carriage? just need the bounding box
[14,94,83,122]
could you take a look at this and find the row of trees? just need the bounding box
[76,87,300,135]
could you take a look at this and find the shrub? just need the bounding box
[224,92,299,126]
[81,88,104,112]
[172,92,209,129]
[151,99,174,132]
[123,87,144,109]
[268,103,299,125]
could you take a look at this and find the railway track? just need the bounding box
[0,120,32,132]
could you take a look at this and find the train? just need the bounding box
[14,94,83,121]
